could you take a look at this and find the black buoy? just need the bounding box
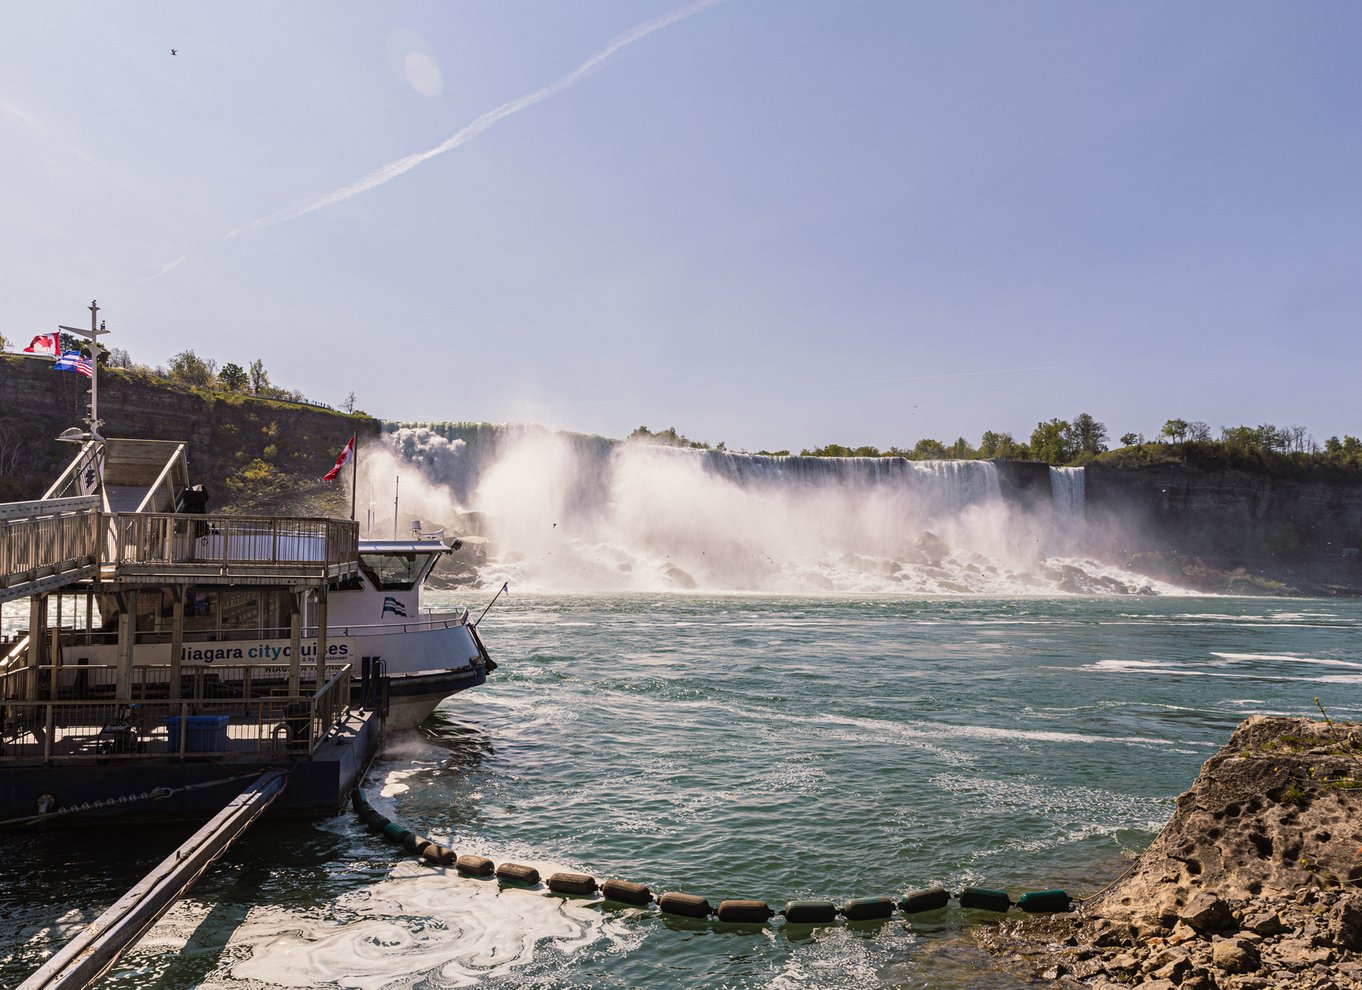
[422,843,455,867]
[899,887,950,914]
[658,892,712,919]
[496,862,541,887]
[958,886,1012,912]
[601,878,653,906]
[782,900,839,924]
[456,854,495,878]
[840,896,895,921]
[1016,889,1073,913]
[715,899,773,923]
[547,872,599,896]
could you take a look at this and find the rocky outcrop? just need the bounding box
[987,716,1362,989]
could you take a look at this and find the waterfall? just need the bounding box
[1049,466,1086,520]
[366,424,1162,595]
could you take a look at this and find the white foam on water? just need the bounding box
[811,710,1172,749]
[1210,652,1362,669]
[138,859,632,989]
[1086,661,1349,684]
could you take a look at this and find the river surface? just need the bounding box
[3,593,1360,989]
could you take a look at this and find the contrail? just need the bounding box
[143,257,186,282]
[228,0,725,239]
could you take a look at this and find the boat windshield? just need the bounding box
[357,552,432,591]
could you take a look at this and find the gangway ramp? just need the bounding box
[16,770,288,990]
[0,496,102,604]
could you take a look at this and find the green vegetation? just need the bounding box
[1,335,365,414]
[628,425,725,450]
[799,414,1361,474]
[390,412,1360,476]
[0,348,372,510]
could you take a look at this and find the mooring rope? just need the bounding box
[0,770,275,829]
[351,788,1076,924]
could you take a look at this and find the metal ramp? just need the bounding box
[16,770,287,990]
[44,438,190,515]
[0,496,102,604]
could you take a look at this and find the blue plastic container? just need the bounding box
[166,715,230,753]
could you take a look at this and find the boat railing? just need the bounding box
[110,512,359,582]
[0,662,352,764]
[308,608,472,637]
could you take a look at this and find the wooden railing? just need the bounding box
[0,497,102,601]
[110,512,358,581]
[0,662,352,763]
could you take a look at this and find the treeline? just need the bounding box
[629,415,1362,470]
[0,332,359,415]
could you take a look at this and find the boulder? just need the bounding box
[1180,893,1236,934]
[1211,936,1260,973]
[1330,894,1362,951]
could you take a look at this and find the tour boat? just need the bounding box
[2,435,496,735]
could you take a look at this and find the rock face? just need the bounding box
[1090,716,1362,925]
[987,716,1362,989]
[0,354,376,513]
[1085,460,1362,595]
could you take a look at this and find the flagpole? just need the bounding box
[58,300,108,440]
[88,301,100,440]
[474,582,509,627]
[350,432,358,524]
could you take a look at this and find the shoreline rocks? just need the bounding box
[982,716,1362,989]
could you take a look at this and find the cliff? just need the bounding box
[1085,461,1362,596]
[0,354,377,515]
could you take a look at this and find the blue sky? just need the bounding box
[2,1,1359,452]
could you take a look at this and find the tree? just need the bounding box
[912,437,947,459]
[167,349,217,386]
[978,431,1023,459]
[946,437,974,459]
[249,358,271,395]
[1160,419,1190,444]
[341,390,357,414]
[1067,413,1108,457]
[1187,421,1212,442]
[108,347,134,369]
[804,442,854,457]
[0,332,9,352]
[1119,432,1141,447]
[1029,419,1072,464]
[218,362,249,392]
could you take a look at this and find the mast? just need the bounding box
[58,299,109,440]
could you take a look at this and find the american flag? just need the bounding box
[52,351,94,378]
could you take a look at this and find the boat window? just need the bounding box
[357,553,428,591]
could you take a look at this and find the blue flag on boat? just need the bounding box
[382,596,408,618]
[51,351,93,378]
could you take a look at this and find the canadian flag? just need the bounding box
[323,434,355,482]
[24,333,61,356]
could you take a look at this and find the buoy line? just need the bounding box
[351,789,1076,925]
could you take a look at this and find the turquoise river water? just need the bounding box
[2,593,1360,989]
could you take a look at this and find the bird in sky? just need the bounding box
[170,48,177,55]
